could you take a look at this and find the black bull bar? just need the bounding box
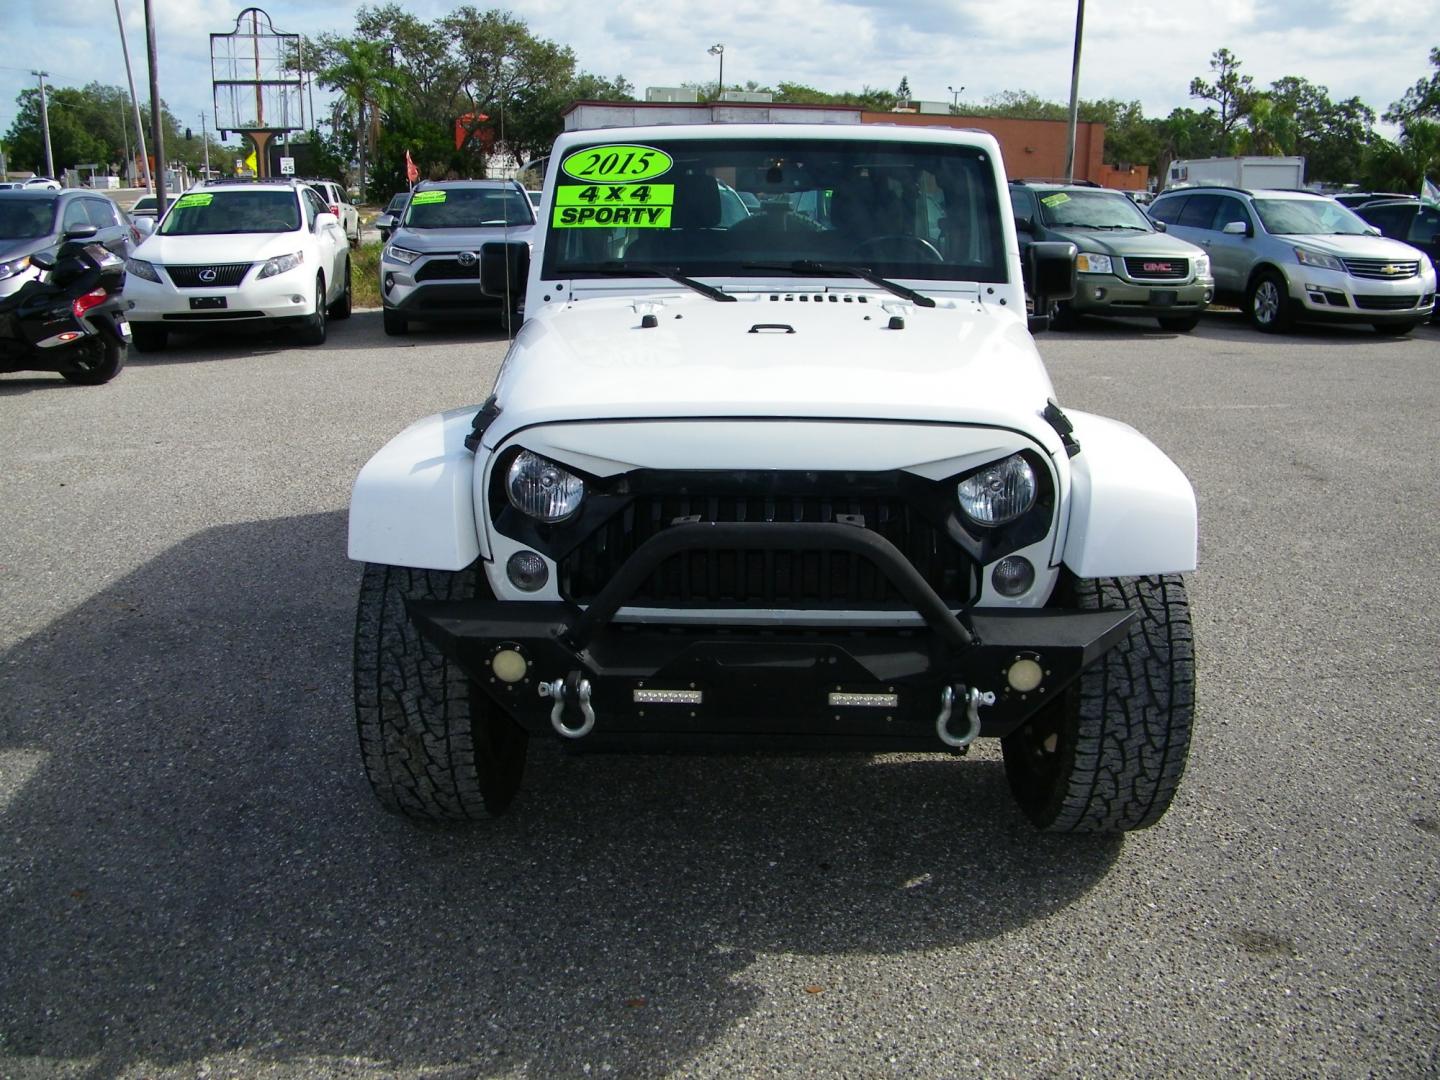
[408,522,1135,748]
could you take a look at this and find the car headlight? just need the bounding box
[0,255,32,281]
[257,251,304,279]
[1075,252,1113,274]
[506,451,585,522]
[957,454,1037,527]
[385,245,422,265]
[1294,247,1344,272]
[1192,252,1211,279]
[124,257,160,282]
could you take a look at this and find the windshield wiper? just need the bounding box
[742,260,936,307]
[566,261,735,302]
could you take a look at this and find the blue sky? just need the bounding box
[1,0,1431,167]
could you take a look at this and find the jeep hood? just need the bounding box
[486,293,1060,448]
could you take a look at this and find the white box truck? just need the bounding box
[1166,156,1305,189]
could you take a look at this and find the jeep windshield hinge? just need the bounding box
[1043,399,1081,458]
[464,395,501,453]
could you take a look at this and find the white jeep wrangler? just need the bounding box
[348,123,1198,833]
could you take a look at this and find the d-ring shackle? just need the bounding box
[538,675,596,738]
[936,684,995,748]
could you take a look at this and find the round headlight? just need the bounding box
[506,451,584,522]
[957,454,1037,526]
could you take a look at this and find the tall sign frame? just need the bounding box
[211,7,302,178]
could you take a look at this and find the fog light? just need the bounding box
[506,550,549,592]
[991,556,1035,597]
[491,648,528,683]
[384,273,395,294]
[1092,287,1106,300]
[290,294,303,303]
[1007,658,1044,693]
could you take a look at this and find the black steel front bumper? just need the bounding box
[408,522,1134,750]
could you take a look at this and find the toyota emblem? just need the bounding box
[457,251,477,267]
[198,268,218,283]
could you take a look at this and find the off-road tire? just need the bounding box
[130,323,167,353]
[1002,574,1194,833]
[297,273,327,346]
[59,336,125,385]
[382,307,408,336]
[329,259,353,320]
[1157,315,1199,333]
[354,562,528,821]
[1247,269,1293,333]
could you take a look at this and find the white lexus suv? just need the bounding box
[122,178,352,351]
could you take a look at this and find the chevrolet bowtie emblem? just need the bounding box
[1382,264,1401,275]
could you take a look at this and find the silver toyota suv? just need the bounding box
[1148,185,1436,335]
[380,179,536,336]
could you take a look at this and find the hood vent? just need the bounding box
[767,293,870,304]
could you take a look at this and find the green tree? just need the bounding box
[1189,47,1256,147]
[1267,76,1375,183]
[318,38,395,198]
[1384,46,1440,125]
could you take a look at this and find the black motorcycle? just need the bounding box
[0,227,130,385]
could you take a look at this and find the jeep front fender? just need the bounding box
[1061,410,1196,577]
[348,407,484,571]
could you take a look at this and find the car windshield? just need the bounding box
[403,189,532,228]
[542,136,1007,284]
[387,194,409,212]
[1036,189,1152,230]
[159,190,300,235]
[0,199,56,239]
[1253,198,1371,236]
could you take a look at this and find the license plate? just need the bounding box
[1148,290,1178,307]
[190,296,227,310]
[116,318,132,342]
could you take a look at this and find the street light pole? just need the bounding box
[201,112,210,180]
[113,0,153,191]
[948,84,965,111]
[1063,0,1086,182]
[31,71,54,179]
[708,44,725,100]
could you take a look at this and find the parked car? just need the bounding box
[0,188,140,298]
[128,193,175,221]
[1148,185,1437,335]
[21,177,62,191]
[374,191,410,244]
[1353,198,1440,321]
[121,177,352,351]
[301,179,360,246]
[1332,191,1412,209]
[348,121,1199,834]
[379,179,536,335]
[526,189,542,209]
[1010,181,1213,331]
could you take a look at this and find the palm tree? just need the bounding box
[319,40,392,197]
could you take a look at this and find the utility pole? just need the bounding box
[31,71,55,179]
[201,111,210,180]
[708,44,725,100]
[143,0,166,208]
[1063,0,1086,182]
[113,0,152,191]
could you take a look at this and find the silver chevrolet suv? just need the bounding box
[1148,185,1436,335]
[380,179,536,335]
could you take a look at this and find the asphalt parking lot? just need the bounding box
[1,309,1437,1078]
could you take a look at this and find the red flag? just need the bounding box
[405,149,419,184]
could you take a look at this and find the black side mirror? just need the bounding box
[1014,214,1034,233]
[1026,240,1077,333]
[480,241,530,303]
[63,224,99,241]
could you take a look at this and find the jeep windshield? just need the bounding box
[159,190,300,235]
[1037,189,1152,230]
[403,189,533,229]
[541,136,1008,285]
[1253,199,1372,236]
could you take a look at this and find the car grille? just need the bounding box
[1343,258,1419,281]
[415,258,478,282]
[1123,257,1189,280]
[164,263,252,288]
[1353,294,1422,311]
[560,492,974,609]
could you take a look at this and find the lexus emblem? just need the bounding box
[457,251,477,267]
[198,268,218,283]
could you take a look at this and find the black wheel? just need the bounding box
[354,562,529,821]
[59,335,125,385]
[1372,320,1421,336]
[1247,269,1293,333]
[130,323,167,353]
[298,273,327,345]
[382,307,408,336]
[1157,315,1199,333]
[329,259,352,320]
[1002,575,1194,833]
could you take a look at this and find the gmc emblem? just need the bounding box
[1143,262,1173,272]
